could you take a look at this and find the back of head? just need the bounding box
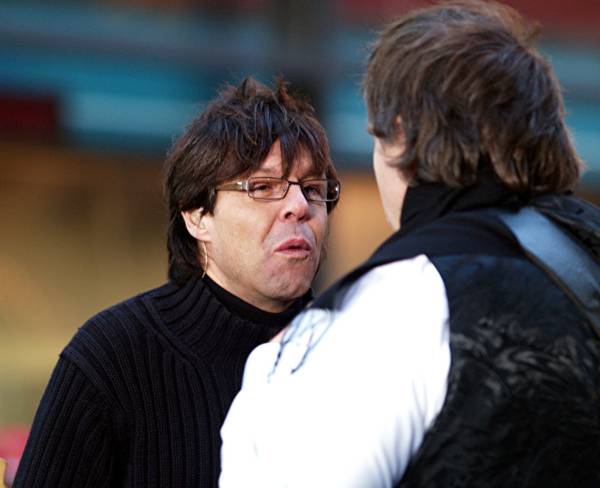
[364,0,583,193]
[164,77,337,285]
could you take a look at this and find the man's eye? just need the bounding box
[250,180,278,194]
[303,183,325,198]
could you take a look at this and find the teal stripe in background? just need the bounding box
[1,2,598,173]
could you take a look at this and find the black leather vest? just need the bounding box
[399,253,600,487]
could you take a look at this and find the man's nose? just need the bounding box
[281,182,310,221]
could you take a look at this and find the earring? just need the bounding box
[200,240,208,278]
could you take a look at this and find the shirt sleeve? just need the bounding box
[13,357,116,488]
[220,255,451,488]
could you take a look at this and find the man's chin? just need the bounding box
[262,259,317,295]
[266,276,313,302]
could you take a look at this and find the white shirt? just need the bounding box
[220,254,451,488]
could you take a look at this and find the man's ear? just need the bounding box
[181,208,211,241]
[394,115,405,143]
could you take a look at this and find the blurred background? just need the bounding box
[1,0,599,482]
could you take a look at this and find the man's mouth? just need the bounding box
[274,237,313,258]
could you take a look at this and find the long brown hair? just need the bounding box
[364,0,583,193]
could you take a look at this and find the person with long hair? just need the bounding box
[14,77,339,488]
[220,3,600,486]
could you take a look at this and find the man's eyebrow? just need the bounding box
[300,170,325,180]
[253,166,280,176]
[254,164,324,179]
[250,166,281,178]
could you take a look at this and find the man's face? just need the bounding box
[199,141,328,312]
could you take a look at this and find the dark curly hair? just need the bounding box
[164,77,337,285]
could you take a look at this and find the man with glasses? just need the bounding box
[14,77,339,488]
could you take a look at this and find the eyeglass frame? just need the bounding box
[214,176,341,203]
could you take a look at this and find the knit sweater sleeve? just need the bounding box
[13,356,116,488]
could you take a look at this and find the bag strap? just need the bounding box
[496,207,600,338]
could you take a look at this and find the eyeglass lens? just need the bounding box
[247,177,338,201]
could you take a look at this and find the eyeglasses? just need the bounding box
[215,177,341,203]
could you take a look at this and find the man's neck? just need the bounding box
[202,273,311,326]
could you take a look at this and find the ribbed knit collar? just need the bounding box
[149,274,310,357]
[202,274,311,327]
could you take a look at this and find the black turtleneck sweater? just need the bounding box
[14,276,308,488]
